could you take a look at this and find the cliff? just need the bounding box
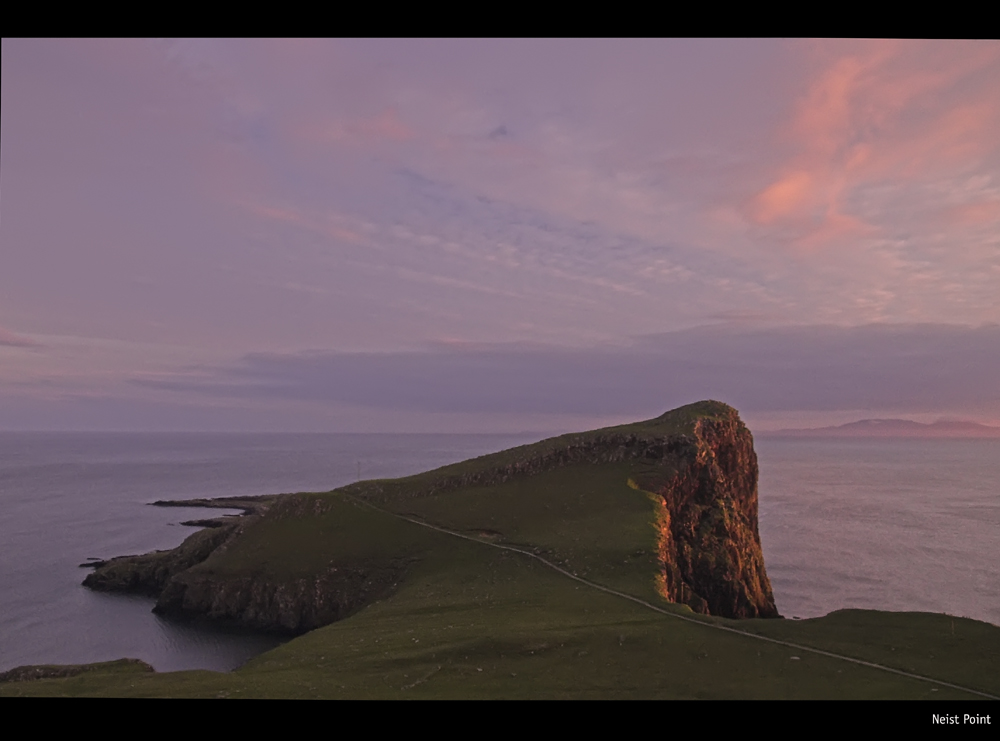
[83,400,778,632]
[645,412,778,618]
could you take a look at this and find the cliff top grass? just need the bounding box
[333,399,734,501]
[4,400,998,699]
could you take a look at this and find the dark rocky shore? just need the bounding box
[0,659,154,684]
[81,496,277,595]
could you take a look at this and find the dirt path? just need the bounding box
[347,495,998,700]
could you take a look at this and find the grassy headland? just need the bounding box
[3,401,997,699]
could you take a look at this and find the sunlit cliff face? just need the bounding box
[651,412,777,619]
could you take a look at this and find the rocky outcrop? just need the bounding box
[153,559,410,633]
[0,659,154,684]
[83,496,277,595]
[83,494,407,635]
[644,411,779,618]
[83,523,239,596]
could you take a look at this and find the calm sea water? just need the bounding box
[0,432,540,673]
[756,436,999,626]
[1,432,997,673]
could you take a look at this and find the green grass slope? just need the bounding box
[3,402,998,699]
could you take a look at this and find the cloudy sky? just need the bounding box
[2,39,999,432]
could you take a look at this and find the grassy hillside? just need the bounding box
[3,402,998,699]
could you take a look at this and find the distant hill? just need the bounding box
[764,418,1000,438]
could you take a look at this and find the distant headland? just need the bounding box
[762,418,1000,439]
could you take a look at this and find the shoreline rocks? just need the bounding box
[0,658,155,684]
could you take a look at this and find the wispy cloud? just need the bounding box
[745,40,1000,252]
[0,325,40,348]
[316,108,415,145]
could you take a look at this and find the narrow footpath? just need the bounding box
[347,495,998,700]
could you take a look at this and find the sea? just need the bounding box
[1,432,997,674]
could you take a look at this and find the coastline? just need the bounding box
[2,425,997,696]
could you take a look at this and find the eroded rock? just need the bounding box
[648,411,779,618]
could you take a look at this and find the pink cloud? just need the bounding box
[744,40,1000,249]
[307,107,415,147]
[947,197,1000,225]
[0,325,40,348]
[750,170,815,224]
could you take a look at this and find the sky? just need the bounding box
[2,38,999,433]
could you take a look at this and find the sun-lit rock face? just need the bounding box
[648,408,779,618]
